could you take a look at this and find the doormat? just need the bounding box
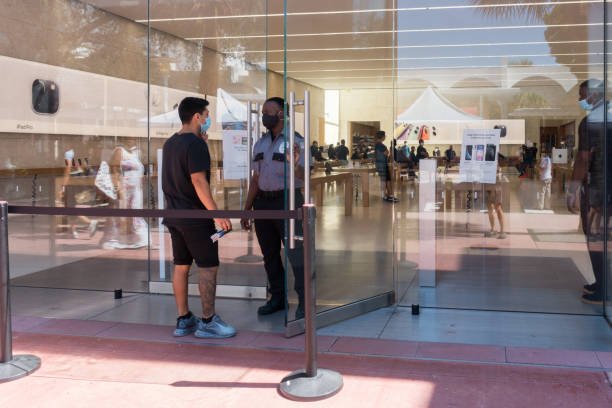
[528,229,585,243]
[524,209,554,214]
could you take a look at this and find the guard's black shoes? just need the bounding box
[295,303,305,320]
[257,299,285,315]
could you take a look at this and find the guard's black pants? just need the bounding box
[580,186,608,296]
[253,191,304,303]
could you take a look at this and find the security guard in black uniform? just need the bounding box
[240,97,305,320]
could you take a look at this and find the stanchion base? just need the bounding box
[279,368,343,401]
[0,354,41,383]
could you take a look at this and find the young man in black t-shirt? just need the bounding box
[162,97,235,338]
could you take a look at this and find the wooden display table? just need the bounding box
[334,166,377,207]
[310,172,353,216]
[442,176,510,212]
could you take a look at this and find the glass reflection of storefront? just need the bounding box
[0,1,609,327]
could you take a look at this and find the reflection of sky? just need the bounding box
[396,1,569,69]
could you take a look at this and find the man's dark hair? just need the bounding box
[341,139,345,145]
[375,130,385,139]
[580,79,603,93]
[178,97,209,124]
[265,97,285,111]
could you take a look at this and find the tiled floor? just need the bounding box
[11,286,612,352]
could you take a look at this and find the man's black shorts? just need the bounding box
[167,223,219,268]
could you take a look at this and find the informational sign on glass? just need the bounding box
[217,88,248,180]
[459,128,501,184]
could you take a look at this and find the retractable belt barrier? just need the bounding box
[1,202,342,399]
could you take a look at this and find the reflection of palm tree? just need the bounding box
[470,1,551,22]
[472,1,595,79]
[511,92,550,110]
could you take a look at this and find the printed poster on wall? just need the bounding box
[459,128,501,184]
[217,88,249,180]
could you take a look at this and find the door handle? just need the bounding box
[288,91,310,249]
[246,101,260,188]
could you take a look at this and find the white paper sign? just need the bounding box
[217,88,249,180]
[459,129,501,184]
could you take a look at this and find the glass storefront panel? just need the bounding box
[2,0,150,291]
[396,0,606,314]
[606,1,612,322]
[282,0,397,321]
[2,1,269,296]
[2,0,609,323]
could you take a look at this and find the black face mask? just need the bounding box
[262,113,280,130]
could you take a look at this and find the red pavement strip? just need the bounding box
[2,318,611,407]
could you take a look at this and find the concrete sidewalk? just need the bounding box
[2,318,611,407]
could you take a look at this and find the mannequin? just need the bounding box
[100,145,147,249]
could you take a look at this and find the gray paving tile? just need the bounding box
[10,286,142,319]
[380,307,612,351]
[9,287,611,352]
[317,307,395,338]
[89,293,285,333]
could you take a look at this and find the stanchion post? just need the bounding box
[1,202,11,363]
[0,201,41,382]
[279,204,342,401]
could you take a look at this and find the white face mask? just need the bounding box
[200,116,212,133]
[578,99,593,111]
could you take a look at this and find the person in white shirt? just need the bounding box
[538,151,552,210]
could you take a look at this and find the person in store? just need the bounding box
[444,145,456,173]
[61,149,98,239]
[567,79,609,305]
[416,139,429,160]
[336,139,350,165]
[310,140,318,159]
[240,96,306,320]
[537,150,552,210]
[317,145,326,161]
[484,162,506,239]
[374,130,398,202]
[327,144,336,160]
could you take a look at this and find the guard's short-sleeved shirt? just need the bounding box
[162,132,212,226]
[252,131,305,191]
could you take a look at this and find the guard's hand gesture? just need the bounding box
[240,218,252,231]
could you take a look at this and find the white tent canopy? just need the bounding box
[396,87,481,122]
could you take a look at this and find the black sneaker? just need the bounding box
[581,292,603,305]
[583,283,597,295]
[295,303,305,320]
[257,299,285,315]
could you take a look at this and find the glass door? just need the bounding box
[396,0,607,316]
[280,1,397,333]
[145,1,269,299]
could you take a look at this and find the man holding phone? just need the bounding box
[162,97,235,338]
